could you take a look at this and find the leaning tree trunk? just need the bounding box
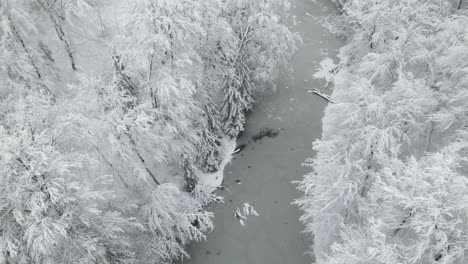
[9,16,42,80]
[37,0,77,71]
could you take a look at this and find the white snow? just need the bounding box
[197,136,236,188]
[312,57,336,84]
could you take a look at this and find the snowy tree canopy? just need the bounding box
[0,0,297,263]
[297,1,468,263]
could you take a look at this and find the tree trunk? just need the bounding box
[37,0,77,71]
[9,17,42,80]
[51,20,77,71]
[125,131,161,185]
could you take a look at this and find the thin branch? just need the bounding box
[393,209,413,236]
[95,146,130,189]
[426,121,435,152]
[308,89,334,104]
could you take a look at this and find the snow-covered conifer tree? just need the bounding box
[220,0,298,138]
[195,105,223,173]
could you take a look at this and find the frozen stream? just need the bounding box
[179,1,342,264]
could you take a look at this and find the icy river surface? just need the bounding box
[179,1,342,263]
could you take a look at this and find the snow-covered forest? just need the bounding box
[297,0,468,263]
[0,0,297,263]
[3,0,468,263]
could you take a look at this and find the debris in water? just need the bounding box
[308,88,334,104]
[234,203,259,226]
[233,144,247,154]
[252,128,282,142]
[235,179,242,184]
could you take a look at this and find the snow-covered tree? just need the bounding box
[0,0,298,262]
[318,140,468,264]
[0,0,51,94]
[297,71,437,257]
[66,70,219,262]
[138,183,214,262]
[32,0,93,71]
[372,143,468,263]
[296,1,468,262]
[220,0,298,138]
[195,105,223,173]
[430,14,468,138]
[0,84,141,263]
[114,0,208,176]
[193,0,234,172]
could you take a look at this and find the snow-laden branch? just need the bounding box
[308,88,334,104]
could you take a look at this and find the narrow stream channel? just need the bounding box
[179,1,342,263]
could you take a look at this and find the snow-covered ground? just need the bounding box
[176,1,343,263]
[198,137,237,188]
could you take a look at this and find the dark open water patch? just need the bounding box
[252,128,282,142]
